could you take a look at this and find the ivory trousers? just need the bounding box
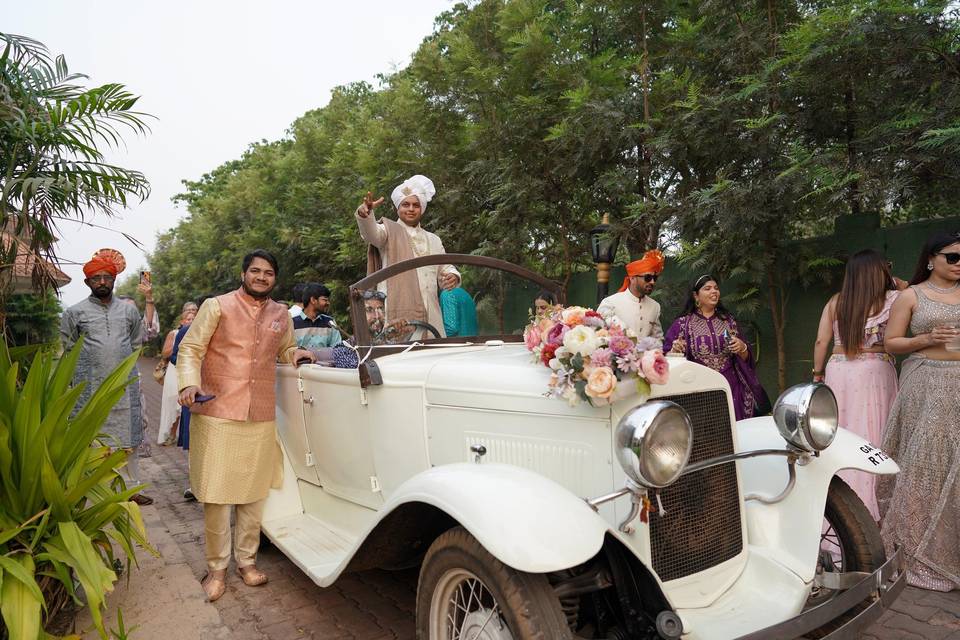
[203,499,265,571]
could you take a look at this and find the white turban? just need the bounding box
[390,174,436,213]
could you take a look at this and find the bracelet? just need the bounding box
[811,369,824,376]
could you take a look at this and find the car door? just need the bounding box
[275,365,322,485]
[298,365,384,509]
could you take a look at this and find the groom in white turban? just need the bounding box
[355,175,460,339]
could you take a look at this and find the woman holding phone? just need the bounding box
[879,231,960,591]
[664,275,769,420]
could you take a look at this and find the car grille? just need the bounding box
[648,390,743,582]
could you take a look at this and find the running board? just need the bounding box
[261,513,357,587]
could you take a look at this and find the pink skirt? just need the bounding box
[825,353,898,520]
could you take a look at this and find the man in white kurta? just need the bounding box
[355,175,460,338]
[597,249,666,341]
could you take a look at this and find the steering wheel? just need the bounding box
[406,319,442,339]
[376,319,442,342]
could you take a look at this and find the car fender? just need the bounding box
[379,462,609,574]
[734,417,898,582]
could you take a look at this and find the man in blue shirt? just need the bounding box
[440,286,479,338]
[293,283,342,353]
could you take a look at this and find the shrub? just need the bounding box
[0,339,155,639]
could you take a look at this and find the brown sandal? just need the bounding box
[237,564,268,587]
[201,569,227,602]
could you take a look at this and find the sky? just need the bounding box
[4,0,453,306]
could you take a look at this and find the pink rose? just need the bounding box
[640,350,670,385]
[561,306,588,325]
[584,366,618,400]
[524,326,541,350]
[547,322,568,346]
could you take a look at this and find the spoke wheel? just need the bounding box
[417,527,572,640]
[431,568,513,640]
[805,477,886,637]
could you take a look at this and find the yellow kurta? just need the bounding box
[178,296,296,504]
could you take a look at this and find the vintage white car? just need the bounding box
[264,255,904,640]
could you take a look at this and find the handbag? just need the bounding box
[152,358,168,384]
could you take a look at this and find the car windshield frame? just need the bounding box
[348,253,564,354]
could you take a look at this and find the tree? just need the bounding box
[148,1,960,389]
[2,289,60,346]
[0,32,151,322]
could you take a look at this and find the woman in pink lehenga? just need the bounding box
[813,250,900,520]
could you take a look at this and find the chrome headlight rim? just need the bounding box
[773,382,838,452]
[615,400,694,489]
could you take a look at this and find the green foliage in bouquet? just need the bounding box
[0,340,155,639]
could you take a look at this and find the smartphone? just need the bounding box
[139,270,151,286]
[194,394,216,403]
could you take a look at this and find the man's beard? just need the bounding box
[91,285,112,300]
[369,319,384,334]
[242,280,274,299]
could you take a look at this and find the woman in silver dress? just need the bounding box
[880,231,960,591]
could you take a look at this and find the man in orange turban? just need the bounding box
[597,249,665,341]
[82,255,119,279]
[61,248,156,505]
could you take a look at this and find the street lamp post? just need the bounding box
[589,213,620,306]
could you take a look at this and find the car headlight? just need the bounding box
[773,383,838,452]
[615,401,693,489]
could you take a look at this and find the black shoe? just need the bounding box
[183,488,197,502]
[131,493,154,506]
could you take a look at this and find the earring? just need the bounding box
[928,263,934,271]
[695,299,701,309]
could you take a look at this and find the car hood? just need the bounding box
[377,343,611,418]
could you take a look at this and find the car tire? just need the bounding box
[807,476,886,636]
[416,526,572,640]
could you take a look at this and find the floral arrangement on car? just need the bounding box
[523,305,670,407]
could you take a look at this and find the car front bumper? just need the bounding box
[735,546,905,640]
[673,546,904,639]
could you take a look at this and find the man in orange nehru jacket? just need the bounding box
[177,249,314,601]
[597,249,665,340]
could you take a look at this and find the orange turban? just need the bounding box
[83,248,125,278]
[618,249,665,292]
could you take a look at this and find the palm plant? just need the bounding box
[0,32,150,304]
[0,339,155,640]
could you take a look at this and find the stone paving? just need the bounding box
[87,359,960,639]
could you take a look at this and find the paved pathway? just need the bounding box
[80,360,959,639]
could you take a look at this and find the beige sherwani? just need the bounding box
[597,290,664,341]
[356,211,459,338]
[177,288,297,571]
[178,289,297,503]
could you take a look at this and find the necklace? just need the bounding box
[925,280,960,294]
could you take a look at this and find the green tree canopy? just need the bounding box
[149,1,960,382]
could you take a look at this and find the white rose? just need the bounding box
[562,325,600,357]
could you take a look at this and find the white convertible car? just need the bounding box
[264,255,904,640]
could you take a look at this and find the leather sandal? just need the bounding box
[201,569,227,602]
[237,564,268,587]
[131,493,154,506]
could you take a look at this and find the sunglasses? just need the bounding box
[632,274,658,283]
[361,290,386,300]
[938,252,960,265]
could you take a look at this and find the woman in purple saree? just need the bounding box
[664,275,770,420]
